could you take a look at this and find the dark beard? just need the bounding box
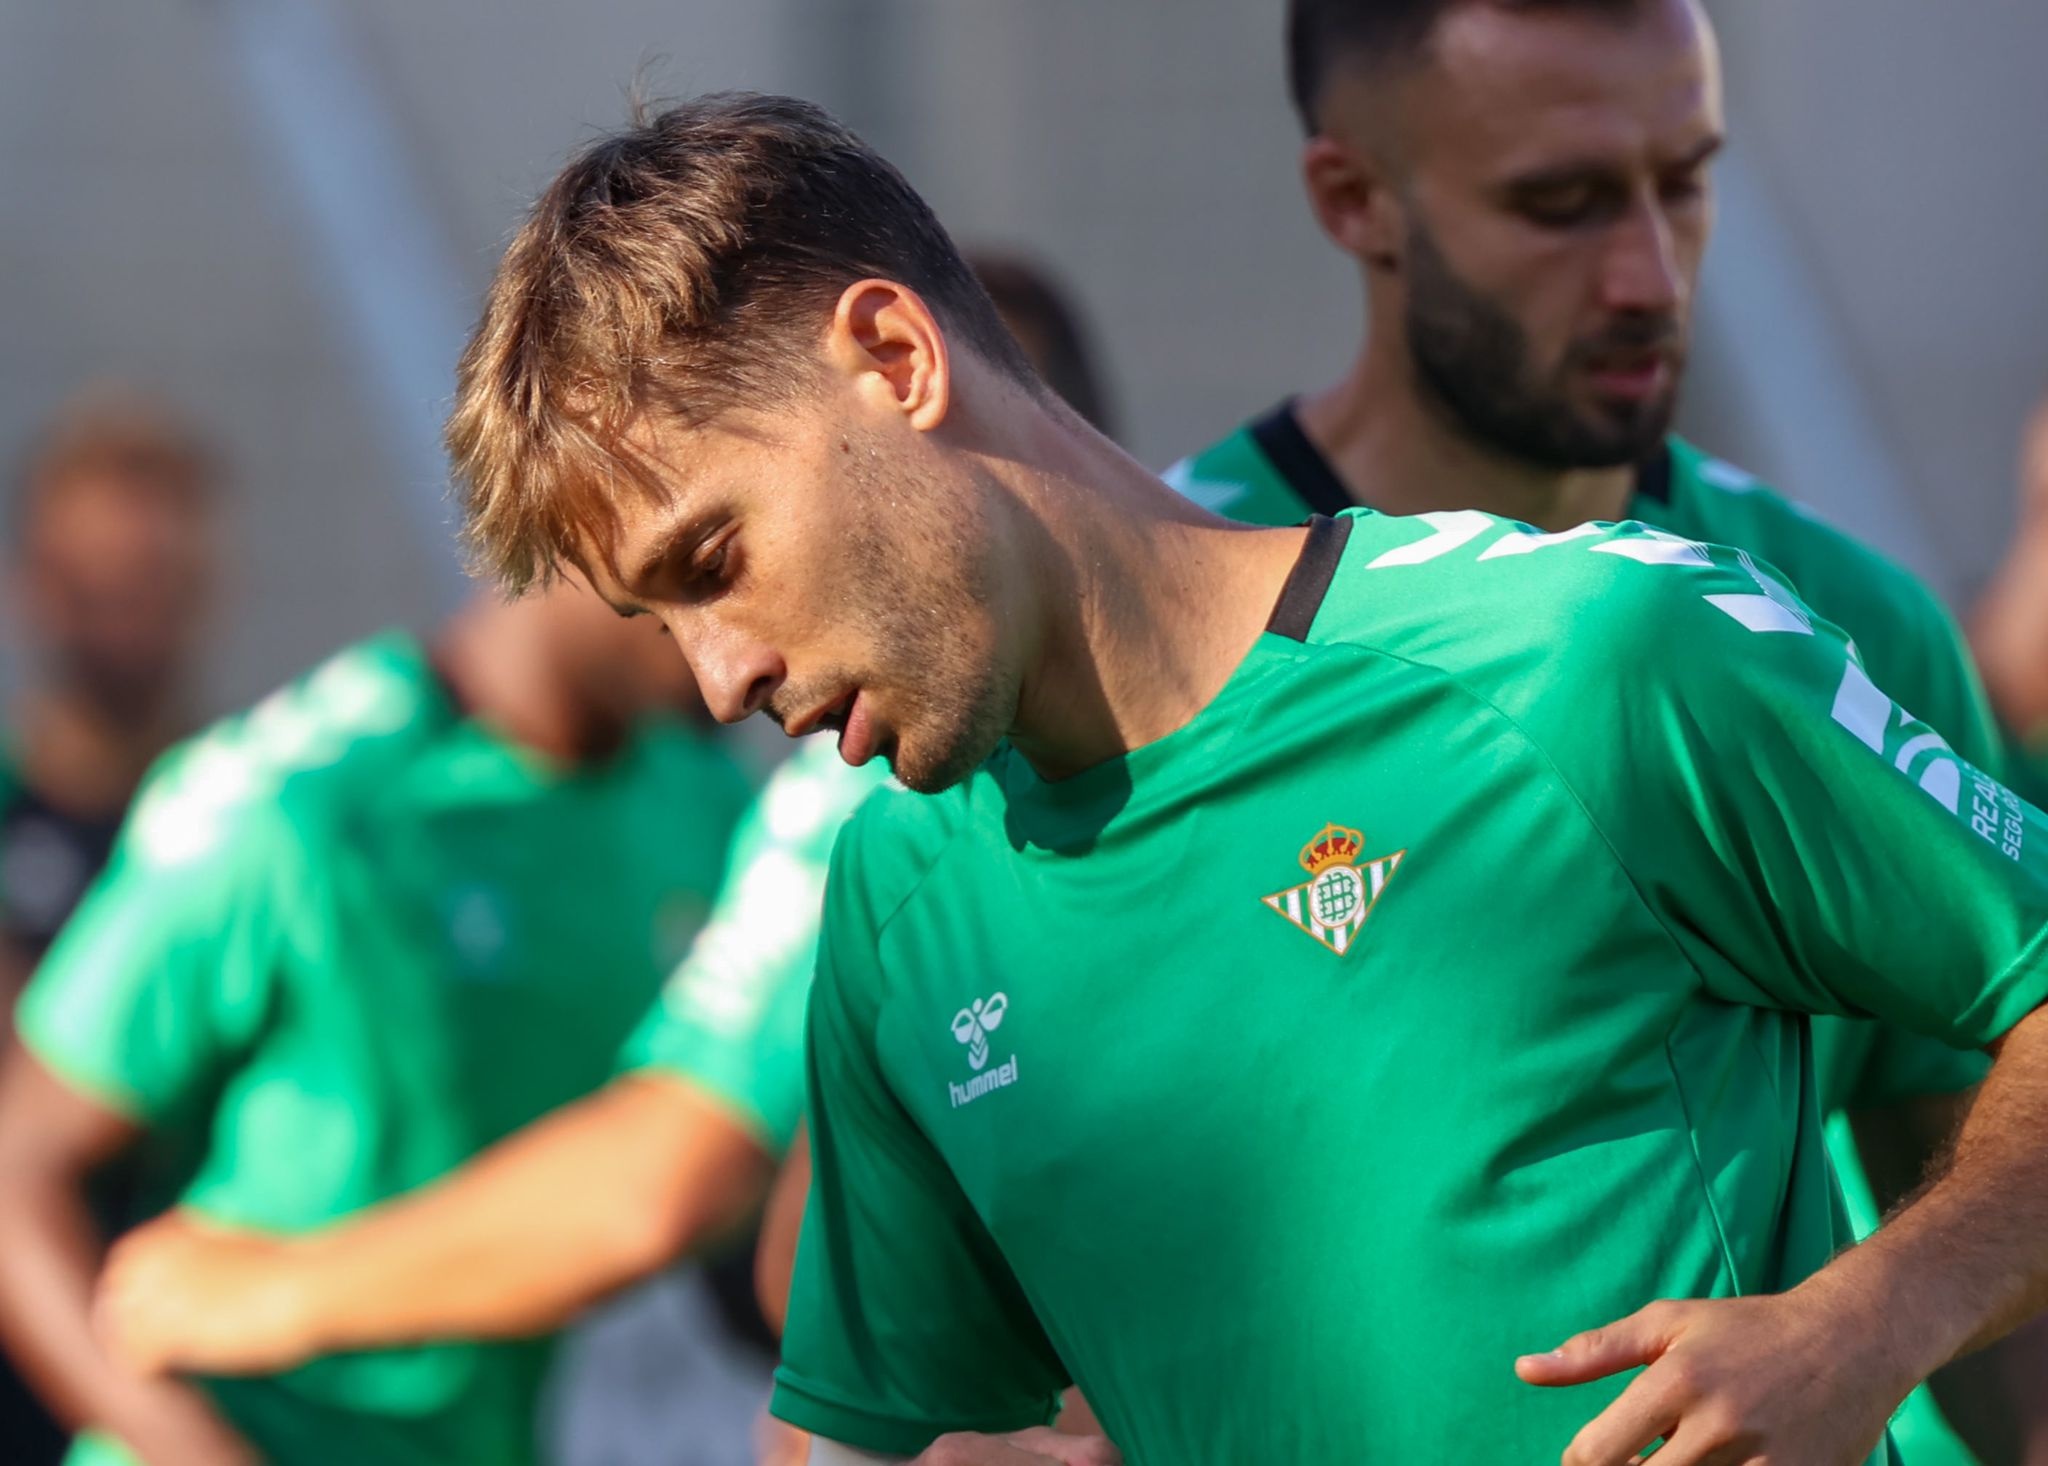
[1403,218,1682,470]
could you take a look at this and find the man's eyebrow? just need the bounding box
[622,511,720,594]
[1498,135,1725,194]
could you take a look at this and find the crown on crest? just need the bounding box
[1299,823,1364,875]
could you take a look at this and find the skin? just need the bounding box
[1290,4,2048,1457]
[1970,404,2048,738]
[0,580,715,1463]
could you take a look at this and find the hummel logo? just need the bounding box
[950,993,1008,1072]
[947,993,1019,1109]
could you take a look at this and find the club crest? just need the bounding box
[1262,822,1404,956]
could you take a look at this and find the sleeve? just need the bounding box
[769,824,1067,1455]
[612,819,816,1156]
[1859,565,2008,783]
[13,760,289,1123]
[1811,1015,1988,1115]
[1556,543,2048,1047]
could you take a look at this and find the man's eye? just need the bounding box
[1517,186,1603,228]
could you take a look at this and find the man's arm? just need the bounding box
[99,1071,772,1376]
[0,1040,253,1466]
[1520,1001,2048,1465]
[754,1121,809,1338]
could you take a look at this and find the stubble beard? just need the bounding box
[839,455,1015,796]
[1402,218,1684,471]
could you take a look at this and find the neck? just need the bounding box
[12,684,187,817]
[996,409,1309,781]
[1297,335,1638,533]
[433,602,624,767]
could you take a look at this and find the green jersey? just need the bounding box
[617,735,891,1155]
[773,511,2048,1463]
[19,633,750,1466]
[1169,407,2000,1462]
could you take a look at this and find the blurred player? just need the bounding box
[1165,2,2041,1456]
[88,251,1117,1466]
[0,389,220,1464]
[1972,401,2048,806]
[245,93,2048,1464]
[0,583,749,1466]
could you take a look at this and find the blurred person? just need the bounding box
[0,389,220,1464]
[1166,1,2046,1457]
[150,92,2048,1465]
[0,583,750,1466]
[1971,402,2048,806]
[90,247,1121,1466]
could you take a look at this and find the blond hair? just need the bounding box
[447,92,1035,595]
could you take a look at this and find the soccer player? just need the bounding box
[340,93,2048,1465]
[1163,2,2041,1457]
[0,388,220,1463]
[0,583,749,1466]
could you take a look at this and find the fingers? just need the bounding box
[918,1429,1121,1466]
[1000,1427,1122,1465]
[1557,1360,1688,1466]
[1518,1300,1683,1388]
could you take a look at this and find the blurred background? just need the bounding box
[4,0,2046,711]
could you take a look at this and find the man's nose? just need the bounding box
[677,620,785,725]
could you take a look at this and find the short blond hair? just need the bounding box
[447,92,1035,595]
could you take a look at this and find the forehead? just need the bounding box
[1355,1,1722,173]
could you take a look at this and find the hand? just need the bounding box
[1516,1293,1917,1465]
[910,1428,1121,1465]
[104,1376,263,1466]
[96,1211,317,1377]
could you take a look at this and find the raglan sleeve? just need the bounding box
[1557,537,2048,1047]
[769,809,1069,1456]
[14,752,289,1125]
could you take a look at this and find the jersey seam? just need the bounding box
[1295,633,1748,1290]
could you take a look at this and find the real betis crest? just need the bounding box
[1262,822,1404,956]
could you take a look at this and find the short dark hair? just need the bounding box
[450,92,1038,593]
[1286,0,1644,133]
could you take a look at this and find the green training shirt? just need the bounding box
[617,734,891,1155]
[19,632,749,1466]
[1168,407,1999,1463]
[773,511,2048,1463]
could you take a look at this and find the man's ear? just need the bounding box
[1302,134,1405,273]
[828,279,952,432]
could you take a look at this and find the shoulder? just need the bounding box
[824,759,1001,954]
[1663,440,1958,654]
[1315,508,1818,722]
[1162,422,1282,519]
[124,633,441,872]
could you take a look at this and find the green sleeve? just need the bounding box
[14,769,292,1123]
[613,830,818,1155]
[1540,542,2048,1045]
[1811,1015,1987,1115]
[1861,569,2007,783]
[770,823,1066,1455]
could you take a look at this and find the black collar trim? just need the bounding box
[1249,400,1355,518]
[1266,515,1353,642]
[1633,444,1674,505]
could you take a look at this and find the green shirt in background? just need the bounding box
[776,511,2048,1463]
[1168,406,1999,1463]
[20,632,750,1466]
[618,735,890,1155]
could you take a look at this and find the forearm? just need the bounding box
[290,1074,770,1352]
[1797,1003,2048,1386]
[0,1169,197,1439]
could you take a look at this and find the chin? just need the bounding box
[887,713,1007,795]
